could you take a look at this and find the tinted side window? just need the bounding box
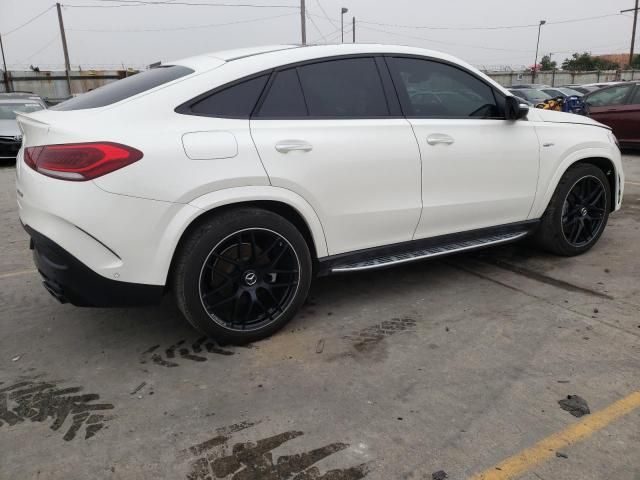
[586,84,634,107]
[53,65,193,111]
[190,74,269,118]
[631,86,640,105]
[256,69,308,117]
[296,58,389,117]
[389,57,502,118]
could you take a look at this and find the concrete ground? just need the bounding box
[1,155,639,480]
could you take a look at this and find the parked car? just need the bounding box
[584,81,640,148]
[561,84,601,95]
[0,95,46,160]
[507,88,552,104]
[510,84,551,89]
[16,44,624,343]
[540,87,584,98]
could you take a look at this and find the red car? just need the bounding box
[585,82,640,148]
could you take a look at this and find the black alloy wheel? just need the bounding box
[533,163,611,256]
[199,228,300,331]
[561,175,607,247]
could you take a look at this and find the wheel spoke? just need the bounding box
[199,228,301,331]
[268,268,299,275]
[202,279,232,299]
[268,243,290,269]
[249,231,257,262]
[213,253,242,268]
[572,220,584,244]
[208,294,236,309]
[270,280,299,288]
[263,287,284,313]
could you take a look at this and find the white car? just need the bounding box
[15,44,624,343]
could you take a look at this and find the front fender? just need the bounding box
[528,126,623,219]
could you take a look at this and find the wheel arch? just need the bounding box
[530,150,621,219]
[165,187,329,285]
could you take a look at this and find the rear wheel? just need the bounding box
[173,208,312,344]
[534,164,610,256]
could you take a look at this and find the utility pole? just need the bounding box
[622,0,639,67]
[341,7,348,43]
[300,0,306,45]
[532,20,546,83]
[0,33,10,92]
[56,2,72,96]
[352,17,355,43]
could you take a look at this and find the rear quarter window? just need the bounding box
[51,65,193,111]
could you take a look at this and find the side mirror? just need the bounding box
[506,95,529,120]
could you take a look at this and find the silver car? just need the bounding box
[0,94,46,160]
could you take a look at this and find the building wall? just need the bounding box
[484,70,640,87]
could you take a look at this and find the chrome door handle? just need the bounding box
[275,141,313,153]
[426,135,455,146]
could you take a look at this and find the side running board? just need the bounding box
[330,231,529,273]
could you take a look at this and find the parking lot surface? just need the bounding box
[1,155,639,480]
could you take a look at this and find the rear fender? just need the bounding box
[186,185,329,258]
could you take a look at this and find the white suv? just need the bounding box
[15,44,624,343]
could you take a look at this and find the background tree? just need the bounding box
[631,54,640,69]
[562,52,619,71]
[539,55,557,71]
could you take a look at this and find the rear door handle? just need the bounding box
[426,134,455,146]
[275,141,313,153]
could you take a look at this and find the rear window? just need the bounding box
[0,102,44,119]
[52,65,193,111]
[188,74,269,118]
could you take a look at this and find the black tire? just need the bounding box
[533,163,610,256]
[172,208,312,344]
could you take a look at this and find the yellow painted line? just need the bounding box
[469,391,640,480]
[0,269,37,279]
[625,181,640,186]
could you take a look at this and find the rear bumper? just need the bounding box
[0,138,21,159]
[24,224,164,307]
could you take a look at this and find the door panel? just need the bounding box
[593,85,640,144]
[385,56,540,239]
[250,119,422,255]
[585,83,636,139]
[409,119,539,238]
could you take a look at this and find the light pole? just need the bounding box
[533,20,546,83]
[341,7,348,43]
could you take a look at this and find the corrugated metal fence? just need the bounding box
[2,68,640,103]
[0,69,138,103]
[483,69,640,87]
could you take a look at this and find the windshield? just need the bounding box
[0,102,44,120]
[557,87,583,97]
[516,89,551,102]
[52,65,194,111]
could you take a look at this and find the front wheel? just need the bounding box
[173,208,312,344]
[533,163,610,256]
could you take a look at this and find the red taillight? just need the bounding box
[24,142,143,181]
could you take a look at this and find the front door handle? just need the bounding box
[426,134,455,146]
[275,141,313,153]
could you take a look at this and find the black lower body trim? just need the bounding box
[24,225,164,307]
[317,219,540,276]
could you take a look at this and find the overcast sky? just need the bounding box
[0,0,637,71]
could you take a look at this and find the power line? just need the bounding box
[66,12,296,31]
[306,12,328,42]
[1,5,55,36]
[17,34,61,64]
[91,0,299,8]
[354,13,625,31]
[313,0,337,28]
[357,24,532,53]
